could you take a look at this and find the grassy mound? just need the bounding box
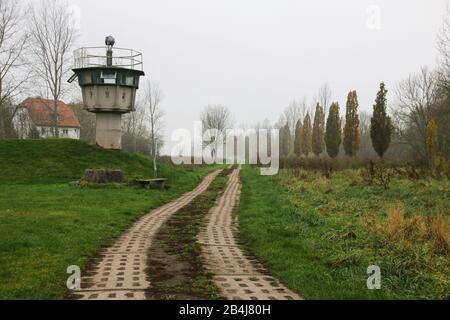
[0,139,157,183]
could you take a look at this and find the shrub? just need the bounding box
[360,161,376,186]
[280,156,372,171]
[360,161,394,189]
[375,164,393,190]
[434,156,450,179]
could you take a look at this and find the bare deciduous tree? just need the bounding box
[280,100,304,155]
[437,5,450,90]
[143,81,164,177]
[318,83,332,115]
[394,67,439,160]
[71,101,95,143]
[274,113,286,130]
[283,100,302,136]
[299,96,311,121]
[358,111,377,158]
[28,0,76,137]
[0,0,29,138]
[201,104,233,160]
[435,8,450,157]
[122,100,148,151]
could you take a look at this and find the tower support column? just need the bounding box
[95,113,122,150]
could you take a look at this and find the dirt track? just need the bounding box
[198,169,302,300]
[70,168,301,300]
[71,170,220,300]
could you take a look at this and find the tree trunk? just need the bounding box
[151,124,157,178]
[53,99,59,138]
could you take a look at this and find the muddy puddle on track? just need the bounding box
[145,168,234,300]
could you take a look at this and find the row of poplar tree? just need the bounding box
[279,82,393,159]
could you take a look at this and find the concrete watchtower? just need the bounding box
[69,36,145,149]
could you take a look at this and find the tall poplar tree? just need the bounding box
[370,82,392,158]
[343,91,360,157]
[312,103,325,156]
[301,113,312,157]
[325,102,342,158]
[294,120,302,157]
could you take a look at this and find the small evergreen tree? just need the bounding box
[301,113,312,156]
[343,91,360,157]
[325,102,342,158]
[370,82,393,158]
[294,120,302,157]
[312,103,325,156]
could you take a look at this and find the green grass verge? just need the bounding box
[0,139,216,299]
[238,166,449,300]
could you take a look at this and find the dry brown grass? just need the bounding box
[385,205,407,240]
[426,215,450,256]
[312,174,331,190]
[364,205,449,256]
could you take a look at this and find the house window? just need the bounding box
[63,129,69,136]
[41,127,46,135]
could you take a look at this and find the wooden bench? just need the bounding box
[135,178,168,189]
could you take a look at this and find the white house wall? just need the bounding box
[37,126,80,140]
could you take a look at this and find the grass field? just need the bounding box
[238,166,450,300]
[0,139,215,299]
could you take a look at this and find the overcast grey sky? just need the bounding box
[66,0,447,154]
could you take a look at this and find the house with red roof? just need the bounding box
[15,98,81,139]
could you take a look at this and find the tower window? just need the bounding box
[125,76,135,86]
[101,71,117,84]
